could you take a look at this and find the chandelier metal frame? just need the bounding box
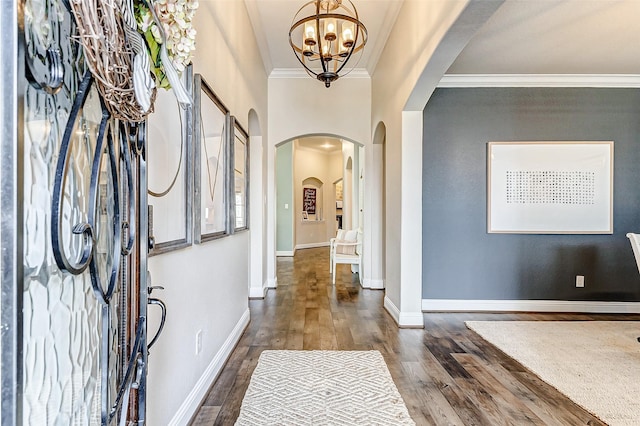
[289,0,368,88]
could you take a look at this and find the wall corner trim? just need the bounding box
[384,296,424,328]
[168,309,251,426]
[383,296,400,324]
[249,281,269,299]
[438,74,640,88]
[267,277,278,288]
[422,299,640,313]
[362,278,385,290]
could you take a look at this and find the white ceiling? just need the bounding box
[244,0,403,75]
[296,136,343,153]
[448,0,640,75]
[244,0,640,79]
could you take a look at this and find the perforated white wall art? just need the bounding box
[505,171,595,205]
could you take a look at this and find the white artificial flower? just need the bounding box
[141,0,198,77]
[138,10,154,32]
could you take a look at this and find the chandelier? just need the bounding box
[289,0,368,88]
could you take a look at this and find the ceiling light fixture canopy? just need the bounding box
[289,0,368,88]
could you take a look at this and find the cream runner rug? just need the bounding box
[235,350,415,425]
[466,321,640,426]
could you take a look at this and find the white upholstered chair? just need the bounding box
[627,233,640,274]
[329,229,362,285]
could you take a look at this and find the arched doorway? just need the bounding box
[273,134,365,281]
[248,109,268,298]
[363,121,386,289]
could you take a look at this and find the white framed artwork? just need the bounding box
[487,141,613,234]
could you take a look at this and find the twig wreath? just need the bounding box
[69,0,197,123]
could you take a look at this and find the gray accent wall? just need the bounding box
[422,88,640,301]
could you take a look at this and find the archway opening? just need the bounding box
[368,121,386,288]
[248,109,268,299]
[274,134,364,259]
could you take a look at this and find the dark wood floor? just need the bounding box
[190,247,638,425]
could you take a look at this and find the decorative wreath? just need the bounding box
[69,0,196,123]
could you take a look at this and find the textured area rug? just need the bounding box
[466,321,640,426]
[235,350,415,425]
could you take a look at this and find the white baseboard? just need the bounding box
[249,280,269,299]
[384,296,424,328]
[277,243,328,255]
[267,277,277,288]
[422,299,640,313]
[362,278,384,290]
[384,296,400,323]
[168,309,250,426]
[295,242,330,250]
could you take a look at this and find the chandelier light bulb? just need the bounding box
[342,22,354,47]
[324,19,337,41]
[304,22,317,45]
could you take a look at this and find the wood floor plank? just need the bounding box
[188,247,638,425]
[453,353,546,425]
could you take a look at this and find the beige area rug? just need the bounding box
[465,321,640,426]
[235,350,415,425]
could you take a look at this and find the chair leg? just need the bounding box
[332,262,336,285]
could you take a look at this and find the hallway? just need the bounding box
[190,248,626,425]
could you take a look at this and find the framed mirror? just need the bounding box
[147,66,193,255]
[194,74,230,243]
[231,117,249,232]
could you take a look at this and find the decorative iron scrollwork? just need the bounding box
[25,47,64,95]
[51,69,123,302]
[87,116,122,305]
[49,68,154,424]
[51,70,97,275]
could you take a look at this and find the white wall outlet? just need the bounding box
[576,275,585,288]
[195,330,202,355]
[284,203,289,209]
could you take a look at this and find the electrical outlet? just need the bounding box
[576,275,585,288]
[195,330,202,355]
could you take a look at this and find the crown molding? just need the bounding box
[269,68,370,79]
[438,74,640,88]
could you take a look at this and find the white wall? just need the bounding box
[146,1,268,424]
[293,143,343,248]
[267,76,371,286]
[371,0,503,326]
[268,77,371,145]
